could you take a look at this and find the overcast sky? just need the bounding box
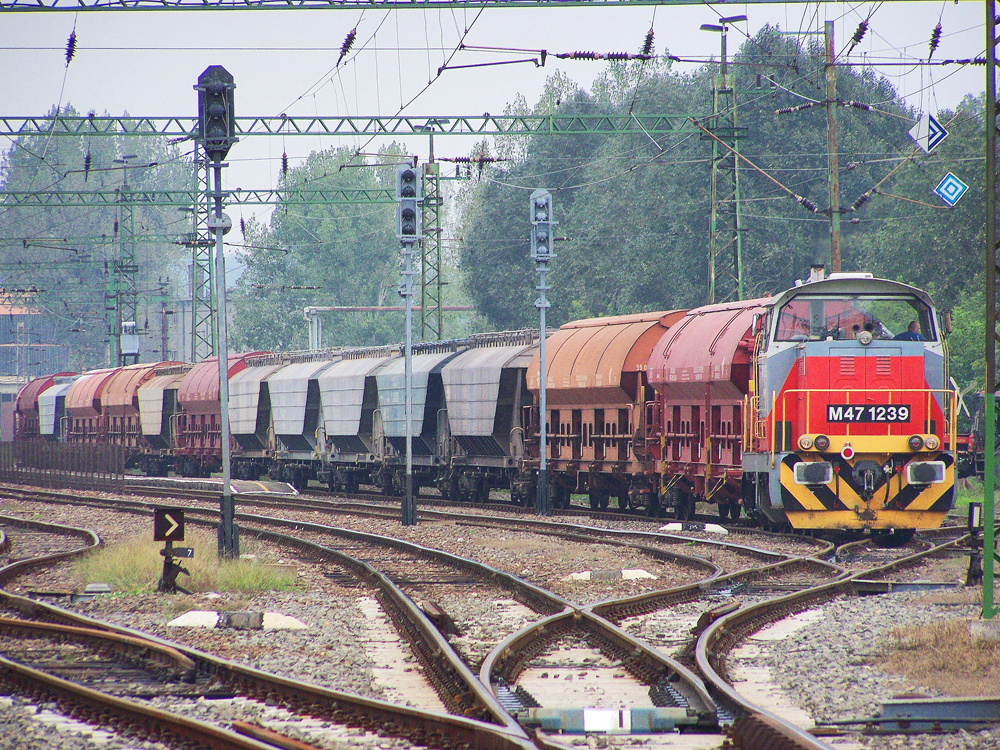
[1,1,985,233]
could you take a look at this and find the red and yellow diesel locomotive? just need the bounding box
[641,270,955,539]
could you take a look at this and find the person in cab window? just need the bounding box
[894,320,925,341]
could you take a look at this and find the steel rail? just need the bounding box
[0,616,196,677]
[0,655,283,750]
[0,482,965,748]
[1,589,537,750]
[0,488,546,735]
[453,514,832,561]
[0,513,101,587]
[0,495,539,749]
[694,533,972,750]
[479,609,719,727]
[589,555,844,623]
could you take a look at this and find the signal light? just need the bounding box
[840,443,855,461]
[814,434,830,451]
[908,435,925,451]
[530,188,555,259]
[197,66,237,160]
[395,165,422,241]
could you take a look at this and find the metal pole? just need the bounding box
[211,158,238,558]
[983,0,997,618]
[825,20,842,273]
[536,266,549,516]
[161,300,168,359]
[402,240,416,526]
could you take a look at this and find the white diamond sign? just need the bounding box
[909,114,948,153]
[934,173,968,207]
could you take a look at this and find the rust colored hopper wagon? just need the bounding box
[14,373,75,441]
[64,369,117,444]
[646,298,771,520]
[103,362,182,456]
[525,311,686,511]
[174,354,263,477]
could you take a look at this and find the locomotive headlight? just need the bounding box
[925,435,940,450]
[798,435,814,450]
[858,330,874,345]
[907,435,925,451]
[814,434,830,451]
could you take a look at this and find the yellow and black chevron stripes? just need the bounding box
[778,452,953,530]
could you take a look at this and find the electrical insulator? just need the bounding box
[929,22,942,59]
[338,28,357,66]
[847,20,868,54]
[796,196,818,213]
[641,28,654,57]
[851,195,868,211]
[65,31,77,66]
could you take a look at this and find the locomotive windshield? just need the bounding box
[774,294,934,342]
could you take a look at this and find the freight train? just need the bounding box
[13,270,956,540]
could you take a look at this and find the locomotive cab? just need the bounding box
[743,274,956,537]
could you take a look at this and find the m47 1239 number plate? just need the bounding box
[826,405,910,423]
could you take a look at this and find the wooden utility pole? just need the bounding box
[825,21,842,272]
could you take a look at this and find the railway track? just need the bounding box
[0,481,978,749]
[0,500,541,750]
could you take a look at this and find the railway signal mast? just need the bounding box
[396,164,422,526]
[196,65,239,558]
[530,189,555,516]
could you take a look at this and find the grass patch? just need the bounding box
[877,617,1000,696]
[73,529,300,595]
[952,478,986,515]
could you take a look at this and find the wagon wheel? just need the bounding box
[588,490,609,511]
[675,492,696,521]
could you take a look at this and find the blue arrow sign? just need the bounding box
[909,114,949,153]
[934,173,968,207]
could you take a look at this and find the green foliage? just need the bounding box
[230,145,409,351]
[0,105,192,370]
[947,284,985,390]
[73,530,299,594]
